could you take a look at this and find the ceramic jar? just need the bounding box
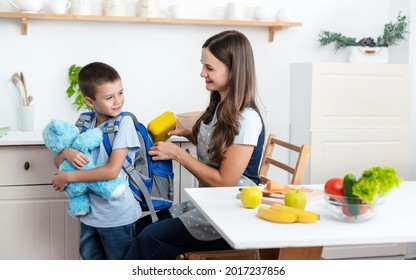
[70,0,91,15]
[104,0,126,16]
[138,0,159,18]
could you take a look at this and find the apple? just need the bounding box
[284,190,307,210]
[240,186,263,209]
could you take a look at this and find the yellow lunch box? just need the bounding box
[147,111,177,142]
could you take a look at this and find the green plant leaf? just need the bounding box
[66,64,91,111]
[317,11,409,51]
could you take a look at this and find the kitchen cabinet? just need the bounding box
[173,141,198,203]
[0,145,80,260]
[0,12,302,42]
[290,62,412,183]
[289,62,411,259]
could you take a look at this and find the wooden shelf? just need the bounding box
[0,12,302,42]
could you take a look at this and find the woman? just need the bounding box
[125,30,265,260]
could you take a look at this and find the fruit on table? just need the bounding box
[324,177,344,197]
[284,190,306,210]
[240,186,263,208]
[257,206,298,223]
[257,204,319,224]
[271,204,320,223]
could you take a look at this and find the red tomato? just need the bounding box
[324,178,344,197]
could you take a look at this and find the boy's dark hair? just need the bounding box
[77,62,121,100]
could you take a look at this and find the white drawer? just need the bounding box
[0,146,56,186]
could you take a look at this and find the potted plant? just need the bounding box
[317,12,409,63]
[67,64,91,111]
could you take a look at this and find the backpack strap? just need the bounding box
[103,112,159,223]
[123,161,158,223]
[120,112,159,223]
[101,113,123,157]
[75,112,95,133]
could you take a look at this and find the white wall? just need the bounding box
[1,0,414,182]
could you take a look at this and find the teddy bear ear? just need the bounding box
[48,119,65,135]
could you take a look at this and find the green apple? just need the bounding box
[240,186,263,209]
[284,190,307,210]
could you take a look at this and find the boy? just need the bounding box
[52,62,142,260]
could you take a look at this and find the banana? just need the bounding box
[257,206,297,223]
[271,204,320,223]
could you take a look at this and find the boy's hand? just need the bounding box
[63,148,89,169]
[52,170,69,192]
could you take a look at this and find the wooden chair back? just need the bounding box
[258,133,310,185]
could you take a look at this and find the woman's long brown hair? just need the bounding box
[193,30,260,164]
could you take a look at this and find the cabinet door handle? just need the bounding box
[24,161,30,170]
[185,148,190,153]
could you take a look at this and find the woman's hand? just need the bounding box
[167,120,191,138]
[52,170,70,192]
[149,141,180,161]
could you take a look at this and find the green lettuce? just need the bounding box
[352,166,402,203]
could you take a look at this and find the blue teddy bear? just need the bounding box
[43,119,126,218]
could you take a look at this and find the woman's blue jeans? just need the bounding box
[124,210,231,260]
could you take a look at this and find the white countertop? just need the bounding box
[185,181,416,250]
[0,130,44,145]
[0,130,188,146]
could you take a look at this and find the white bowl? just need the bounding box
[276,8,291,22]
[254,6,273,21]
[176,111,203,129]
[8,0,47,13]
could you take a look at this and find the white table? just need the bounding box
[185,181,416,259]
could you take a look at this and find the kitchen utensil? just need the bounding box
[27,95,34,105]
[20,105,35,131]
[9,73,25,106]
[20,72,29,106]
